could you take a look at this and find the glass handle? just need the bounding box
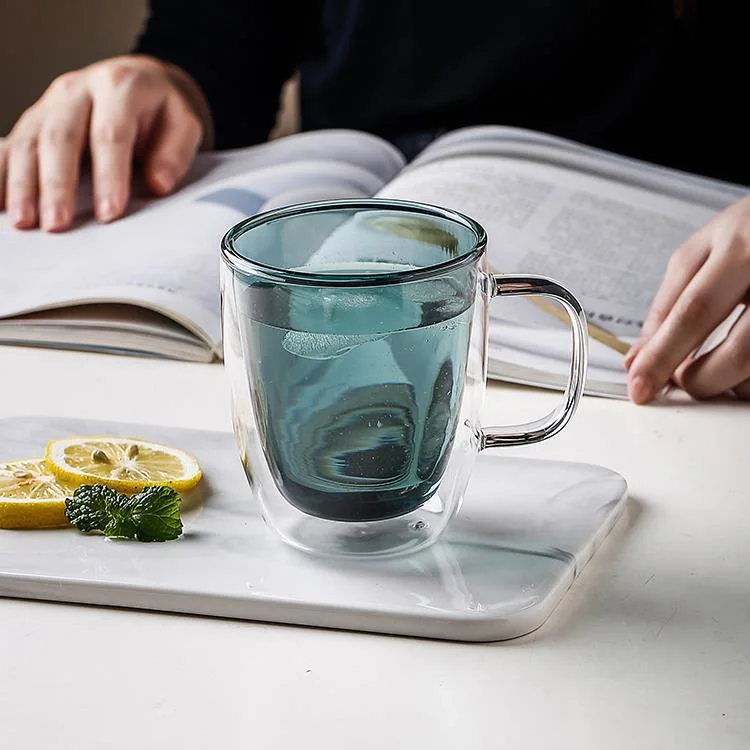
[481,274,589,448]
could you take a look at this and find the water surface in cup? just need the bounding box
[238,261,476,522]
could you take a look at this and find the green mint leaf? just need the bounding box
[128,486,183,542]
[65,484,183,542]
[65,485,125,533]
[102,503,139,540]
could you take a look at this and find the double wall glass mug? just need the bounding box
[221,199,588,557]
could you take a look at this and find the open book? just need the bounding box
[0,127,746,396]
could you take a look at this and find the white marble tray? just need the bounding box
[0,416,627,641]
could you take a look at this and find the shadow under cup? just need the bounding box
[222,200,489,556]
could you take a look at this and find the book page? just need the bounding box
[0,304,211,362]
[415,126,748,211]
[378,133,746,337]
[0,130,405,349]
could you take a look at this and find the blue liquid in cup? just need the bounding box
[238,262,476,522]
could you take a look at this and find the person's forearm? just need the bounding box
[133,0,307,149]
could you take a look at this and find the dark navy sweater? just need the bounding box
[134,1,747,183]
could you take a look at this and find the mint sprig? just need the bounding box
[65,484,183,542]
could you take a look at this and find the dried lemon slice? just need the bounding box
[45,437,202,494]
[0,458,72,529]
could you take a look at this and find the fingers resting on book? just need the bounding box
[627,195,750,404]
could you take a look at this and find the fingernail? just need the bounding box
[97,197,118,222]
[624,336,649,371]
[624,348,637,371]
[152,167,175,194]
[12,201,35,227]
[43,204,68,231]
[628,375,653,405]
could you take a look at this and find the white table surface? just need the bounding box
[1,345,748,749]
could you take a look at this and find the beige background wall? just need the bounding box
[0,0,148,136]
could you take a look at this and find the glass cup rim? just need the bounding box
[220,198,488,287]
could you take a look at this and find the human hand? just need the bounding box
[0,55,207,232]
[626,195,750,403]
